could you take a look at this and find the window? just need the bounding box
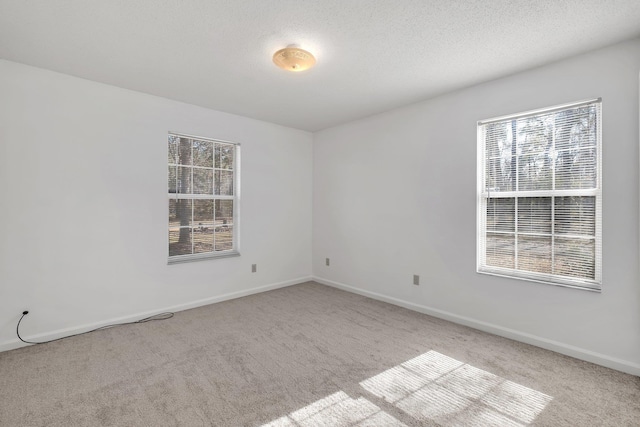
[477,99,602,291]
[168,133,239,263]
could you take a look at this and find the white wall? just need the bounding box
[0,60,313,350]
[313,38,640,374]
[2,38,639,375]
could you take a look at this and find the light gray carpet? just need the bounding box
[1,282,638,426]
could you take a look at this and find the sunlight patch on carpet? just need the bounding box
[261,391,407,427]
[360,350,552,426]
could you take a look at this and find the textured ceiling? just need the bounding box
[1,1,640,131]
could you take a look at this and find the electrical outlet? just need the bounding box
[326,258,330,266]
[252,264,257,273]
[413,274,420,286]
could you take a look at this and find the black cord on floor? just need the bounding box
[16,311,174,345]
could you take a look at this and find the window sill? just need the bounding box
[477,268,601,293]
[168,250,240,265]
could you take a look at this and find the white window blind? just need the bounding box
[168,133,240,263]
[477,99,602,291]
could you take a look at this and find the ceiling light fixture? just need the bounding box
[273,46,316,72]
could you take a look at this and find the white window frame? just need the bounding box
[477,99,602,291]
[168,132,241,264]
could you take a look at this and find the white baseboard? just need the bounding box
[0,276,312,353]
[313,276,640,377]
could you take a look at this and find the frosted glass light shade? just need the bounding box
[273,47,316,72]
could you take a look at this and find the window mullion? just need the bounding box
[481,189,597,198]
[212,150,217,252]
[551,119,556,275]
[191,140,195,255]
[191,196,194,255]
[514,197,518,270]
[213,199,217,252]
[514,120,519,271]
[551,196,555,275]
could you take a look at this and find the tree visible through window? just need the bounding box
[477,99,602,290]
[168,133,239,263]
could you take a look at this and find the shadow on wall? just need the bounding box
[261,350,552,426]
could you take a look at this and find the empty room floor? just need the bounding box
[1,282,638,426]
